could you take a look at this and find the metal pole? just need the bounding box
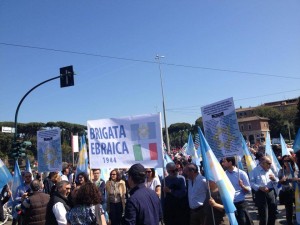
[14,76,60,143]
[155,55,171,155]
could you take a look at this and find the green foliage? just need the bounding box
[0,121,86,161]
[168,123,191,148]
[255,106,286,138]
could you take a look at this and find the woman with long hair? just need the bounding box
[66,182,106,225]
[144,168,161,198]
[69,172,90,206]
[278,155,298,225]
[105,169,126,225]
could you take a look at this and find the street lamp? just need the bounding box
[155,55,171,154]
[12,66,75,157]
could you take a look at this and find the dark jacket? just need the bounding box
[23,191,50,225]
[122,184,162,225]
[45,191,71,225]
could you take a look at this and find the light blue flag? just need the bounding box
[0,158,13,189]
[237,156,244,170]
[164,153,173,166]
[265,132,281,175]
[11,161,23,202]
[280,134,290,156]
[293,128,300,153]
[100,168,110,182]
[198,127,238,225]
[25,158,34,180]
[77,136,89,176]
[186,133,198,162]
[240,133,256,174]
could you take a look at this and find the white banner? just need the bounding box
[87,113,163,169]
[72,135,79,153]
[201,97,243,159]
[37,128,62,172]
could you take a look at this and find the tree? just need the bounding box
[295,97,300,134]
[255,106,284,138]
[168,123,192,148]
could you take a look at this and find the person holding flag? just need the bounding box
[249,155,278,225]
[223,157,253,225]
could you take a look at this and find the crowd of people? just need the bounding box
[1,143,300,225]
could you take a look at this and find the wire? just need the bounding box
[166,88,300,111]
[1,42,299,80]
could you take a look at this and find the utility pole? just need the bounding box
[155,55,171,155]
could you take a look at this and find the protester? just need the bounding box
[175,161,184,175]
[69,172,89,206]
[13,171,33,225]
[144,168,161,198]
[203,180,226,225]
[122,163,162,225]
[49,172,62,196]
[105,169,126,225]
[21,179,50,225]
[223,157,253,225]
[278,155,298,225]
[43,172,55,194]
[185,163,207,225]
[92,169,106,198]
[0,184,11,222]
[250,156,278,225]
[61,165,69,181]
[162,162,187,225]
[45,180,72,225]
[66,182,105,225]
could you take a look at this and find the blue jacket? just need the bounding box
[123,184,162,225]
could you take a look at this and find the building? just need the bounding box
[238,116,269,144]
[236,97,298,144]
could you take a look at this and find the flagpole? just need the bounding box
[155,55,171,155]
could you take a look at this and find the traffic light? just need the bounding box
[10,141,32,159]
[60,66,74,88]
[10,141,21,159]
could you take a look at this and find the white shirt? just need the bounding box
[53,202,67,225]
[144,177,161,191]
[61,175,69,181]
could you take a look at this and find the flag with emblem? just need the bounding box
[131,122,158,161]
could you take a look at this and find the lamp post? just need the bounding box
[12,66,75,156]
[155,55,171,154]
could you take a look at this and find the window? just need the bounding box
[240,125,244,131]
[248,124,252,130]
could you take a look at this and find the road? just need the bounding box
[246,194,287,225]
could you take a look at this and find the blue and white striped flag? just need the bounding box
[199,127,238,225]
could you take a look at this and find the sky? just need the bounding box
[1,1,300,128]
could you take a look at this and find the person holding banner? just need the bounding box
[105,169,126,225]
[223,157,253,225]
[278,155,298,225]
[250,156,278,225]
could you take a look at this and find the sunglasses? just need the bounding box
[284,160,290,162]
[111,174,117,176]
[265,162,272,165]
[146,171,152,173]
